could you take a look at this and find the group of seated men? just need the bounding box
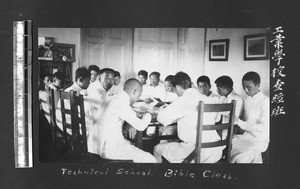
[39,65,269,164]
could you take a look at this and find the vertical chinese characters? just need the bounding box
[271,26,286,117]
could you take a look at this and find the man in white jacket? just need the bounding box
[87,78,157,163]
[230,71,269,163]
[154,72,224,163]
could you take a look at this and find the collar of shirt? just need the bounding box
[249,90,263,100]
[182,88,199,97]
[66,82,88,96]
[226,89,237,99]
[92,79,102,89]
[72,82,83,91]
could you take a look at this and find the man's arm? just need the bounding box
[117,104,151,131]
[235,95,244,119]
[157,99,184,126]
[236,99,269,132]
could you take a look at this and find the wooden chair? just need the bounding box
[57,90,132,162]
[182,100,236,163]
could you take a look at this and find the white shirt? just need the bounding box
[86,79,101,94]
[148,83,166,100]
[87,91,151,158]
[86,80,113,106]
[163,91,178,103]
[39,90,51,123]
[157,88,221,144]
[64,82,87,95]
[238,91,270,144]
[219,89,244,120]
[109,83,123,96]
[139,84,151,100]
[208,91,220,102]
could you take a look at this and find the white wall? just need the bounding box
[204,28,270,98]
[177,28,206,84]
[38,28,81,80]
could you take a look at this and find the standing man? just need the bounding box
[88,78,156,163]
[154,72,223,163]
[231,71,269,163]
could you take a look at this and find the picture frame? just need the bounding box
[52,43,76,62]
[38,37,54,60]
[244,33,270,60]
[209,39,229,61]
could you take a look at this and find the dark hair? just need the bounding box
[75,67,91,81]
[138,70,148,78]
[53,71,65,81]
[88,65,100,74]
[214,75,233,89]
[197,75,211,86]
[39,73,53,90]
[150,71,160,79]
[42,73,53,80]
[99,68,115,75]
[165,75,175,83]
[114,70,121,77]
[242,71,261,85]
[172,72,192,90]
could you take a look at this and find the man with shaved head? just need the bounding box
[87,78,157,163]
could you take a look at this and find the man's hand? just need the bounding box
[144,98,153,104]
[222,115,240,125]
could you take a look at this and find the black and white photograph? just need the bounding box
[38,28,270,164]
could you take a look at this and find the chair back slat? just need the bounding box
[201,140,227,148]
[203,103,234,112]
[203,123,231,130]
[183,100,236,163]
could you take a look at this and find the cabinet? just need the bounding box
[38,43,75,89]
[39,60,73,88]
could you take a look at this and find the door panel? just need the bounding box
[81,28,132,80]
[133,28,178,80]
[87,42,104,66]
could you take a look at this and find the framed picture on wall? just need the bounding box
[209,39,229,61]
[244,33,270,60]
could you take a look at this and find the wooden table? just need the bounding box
[129,101,178,151]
